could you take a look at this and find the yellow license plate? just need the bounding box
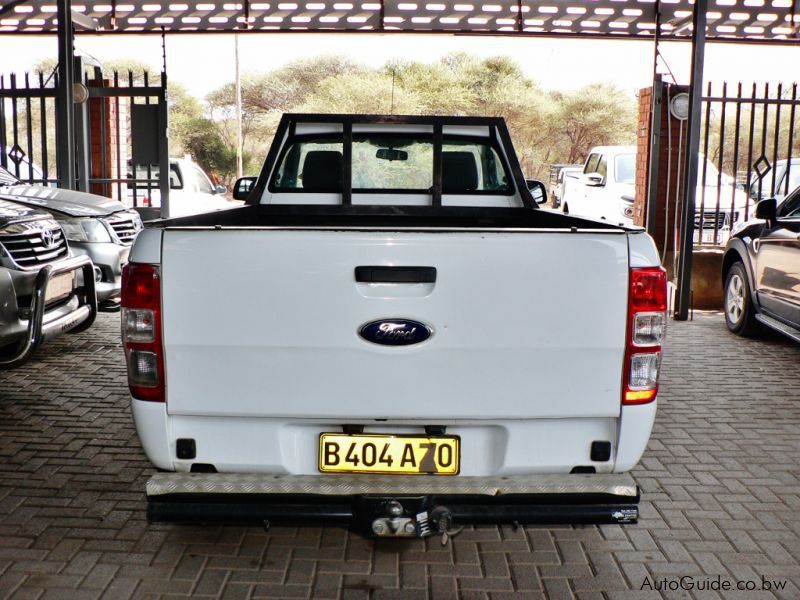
[319,434,460,475]
[45,271,75,304]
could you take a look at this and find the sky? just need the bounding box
[0,33,798,100]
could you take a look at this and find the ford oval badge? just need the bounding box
[359,319,432,346]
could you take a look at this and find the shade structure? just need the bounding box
[0,0,797,43]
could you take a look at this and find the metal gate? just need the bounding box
[0,58,169,214]
[694,81,799,247]
[0,71,57,186]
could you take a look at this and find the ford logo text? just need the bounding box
[358,319,432,346]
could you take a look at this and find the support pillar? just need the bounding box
[635,80,690,258]
[56,0,76,190]
[674,0,708,320]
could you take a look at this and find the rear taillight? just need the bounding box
[121,263,164,402]
[622,267,667,405]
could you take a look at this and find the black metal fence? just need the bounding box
[695,81,799,246]
[0,63,168,210]
[0,72,58,186]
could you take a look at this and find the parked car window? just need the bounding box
[584,154,600,174]
[777,169,800,197]
[0,166,17,185]
[615,154,636,184]
[783,193,800,217]
[131,163,183,190]
[169,165,183,189]
[596,156,608,180]
[188,165,214,194]
[1,149,46,184]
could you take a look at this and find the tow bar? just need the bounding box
[146,473,640,538]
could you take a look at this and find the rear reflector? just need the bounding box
[121,263,164,402]
[623,267,667,405]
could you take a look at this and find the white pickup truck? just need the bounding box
[123,114,666,538]
[563,145,752,244]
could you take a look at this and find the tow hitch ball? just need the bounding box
[368,499,457,541]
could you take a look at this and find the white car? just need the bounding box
[128,158,239,218]
[562,145,753,243]
[561,146,637,224]
[749,158,800,204]
[123,114,665,537]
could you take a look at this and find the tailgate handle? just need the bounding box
[355,266,437,284]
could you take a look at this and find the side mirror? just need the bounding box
[755,198,777,225]
[584,173,605,187]
[214,184,227,195]
[526,179,548,205]
[232,177,257,201]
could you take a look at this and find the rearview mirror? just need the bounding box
[232,177,257,201]
[376,148,408,161]
[755,198,777,225]
[584,173,605,187]
[526,179,548,205]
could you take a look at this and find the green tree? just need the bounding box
[299,70,420,115]
[550,83,637,165]
[180,117,238,180]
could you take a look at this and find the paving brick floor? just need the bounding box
[1,312,799,599]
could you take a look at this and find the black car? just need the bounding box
[722,191,800,342]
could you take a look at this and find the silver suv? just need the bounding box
[0,199,96,368]
[0,167,142,311]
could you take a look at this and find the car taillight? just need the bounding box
[622,267,667,405]
[121,263,164,402]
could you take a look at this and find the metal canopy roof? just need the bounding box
[0,0,798,43]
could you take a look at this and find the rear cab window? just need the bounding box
[273,136,511,194]
[264,119,521,207]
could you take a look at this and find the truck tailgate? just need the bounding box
[161,229,629,420]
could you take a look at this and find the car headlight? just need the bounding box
[58,218,113,243]
[129,211,144,231]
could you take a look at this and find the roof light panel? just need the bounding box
[0,0,795,37]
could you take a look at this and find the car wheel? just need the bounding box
[724,262,760,336]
